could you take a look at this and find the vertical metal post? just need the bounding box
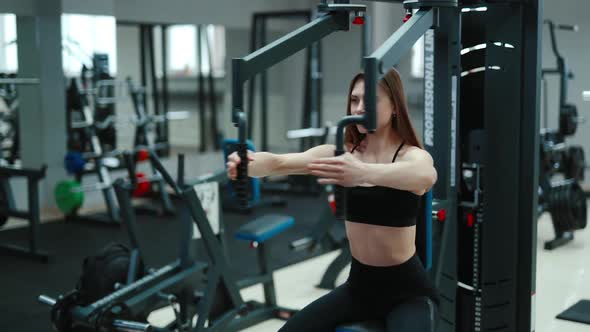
[197,25,207,152]
[517,1,542,330]
[161,25,170,153]
[27,177,40,255]
[424,6,460,331]
[148,26,160,119]
[205,26,220,150]
[257,243,277,306]
[301,43,312,152]
[139,25,147,89]
[260,19,269,151]
[247,16,259,141]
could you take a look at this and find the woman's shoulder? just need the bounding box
[398,145,433,163]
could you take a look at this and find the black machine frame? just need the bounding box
[0,163,48,263]
[232,1,542,331]
[247,10,323,153]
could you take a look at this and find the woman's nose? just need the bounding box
[354,102,365,115]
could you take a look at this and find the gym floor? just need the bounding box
[0,150,587,332]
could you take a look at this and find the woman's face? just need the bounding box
[349,79,395,134]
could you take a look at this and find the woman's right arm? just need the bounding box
[227,144,335,179]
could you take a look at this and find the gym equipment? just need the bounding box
[64,77,121,225]
[195,24,221,152]
[542,19,583,137]
[232,0,543,330]
[127,150,299,330]
[0,73,21,164]
[231,2,446,331]
[0,163,48,263]
[63,78,175,224]
[231,0,367,209]
[564,145,585,182]
[537,20,586,248]
[559,103,580,136]
[0,74,42,164]
[132,172,151,197]
[330,0,449,218]
[457,2,543,331]
[538,129,586,183]
[136,148,149,162]
[541,180,587,250]
[554,78,590,331]
[115,22,187,154]
[172,151,299,331]
[247,10,323,153]
[54,180,87,215]
[127,78,172,155]
[64,151,87,175]
[39,155,208,332]
[539,129,567,176]
[248,10,367,197]
[54,172,158,215]
[221,138,287,214]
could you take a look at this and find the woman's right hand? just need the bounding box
[226,150,255,180]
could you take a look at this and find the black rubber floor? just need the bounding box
[557,299,590,325]
[0,192,339,332]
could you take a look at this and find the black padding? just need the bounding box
[234,214,295,243]
[556,299,590,325]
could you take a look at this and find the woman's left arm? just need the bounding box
[363,148,437,194]
[308,148,437,194]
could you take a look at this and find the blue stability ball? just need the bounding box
[64,151,86,175]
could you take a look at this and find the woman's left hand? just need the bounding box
[307,152,367,187]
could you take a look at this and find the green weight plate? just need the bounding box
[55,180,84,215]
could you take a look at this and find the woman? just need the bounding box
[226,68,439,332]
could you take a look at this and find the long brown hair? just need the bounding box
[344,68,423,151]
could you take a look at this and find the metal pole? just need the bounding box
[161,25,170,154]
[205,26,220,150]
[247,16,259,141]
[260,19,268,151]
[197,25,207,152]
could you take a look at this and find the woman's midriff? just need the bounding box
[345,221,416,266]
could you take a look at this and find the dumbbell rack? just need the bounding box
[64,79,174,226]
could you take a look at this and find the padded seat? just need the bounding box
[235,214,295,243]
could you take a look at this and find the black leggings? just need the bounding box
[279,254,439,332]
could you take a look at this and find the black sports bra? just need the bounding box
[345,141,421,227]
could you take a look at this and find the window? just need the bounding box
[62,14,117,76]
[0,14,17,73]
[167,25,197,76]
[166,24,226,77]
[411,35,424,78]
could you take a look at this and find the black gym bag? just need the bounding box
[75,242,145,305]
